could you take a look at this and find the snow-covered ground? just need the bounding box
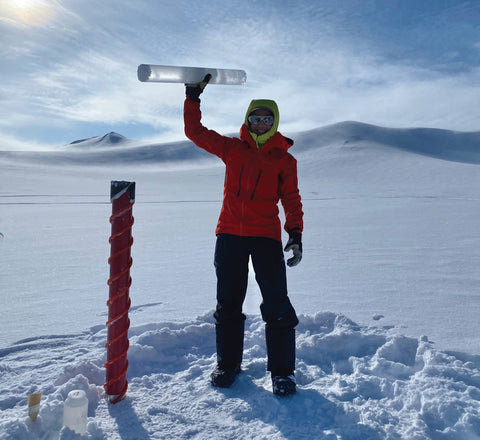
[1,122,479,439]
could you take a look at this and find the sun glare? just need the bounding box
[0,0,57,27]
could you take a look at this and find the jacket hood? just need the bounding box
[245,99,280,148]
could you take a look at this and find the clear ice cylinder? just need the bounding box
[137,64,246,85]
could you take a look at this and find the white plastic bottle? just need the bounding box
[63,390,88,435]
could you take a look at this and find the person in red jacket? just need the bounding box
[184,75,303,396]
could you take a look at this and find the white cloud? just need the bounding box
[0,130,58,151]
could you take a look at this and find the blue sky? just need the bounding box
[1,0,479,149]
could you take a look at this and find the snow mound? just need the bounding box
[1,313,479,439]
[294,122,480,164]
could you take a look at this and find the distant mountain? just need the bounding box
[69,132,130,147]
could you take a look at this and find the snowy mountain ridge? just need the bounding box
[2,121,478,166]
[295,122,480,164]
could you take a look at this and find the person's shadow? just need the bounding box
[220,373,384,440]
[108,397,151,440]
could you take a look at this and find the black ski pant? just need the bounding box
[213,233,299,376]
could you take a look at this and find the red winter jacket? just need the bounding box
[184,96,303,243]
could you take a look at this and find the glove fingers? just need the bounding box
[287,255,301,267]
[284,243,297,253]
[185,73,212,88]
[286,245,302,267]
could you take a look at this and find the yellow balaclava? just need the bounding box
[245,99,279,149]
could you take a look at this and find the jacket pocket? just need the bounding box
[250,171,262,200]
[236,165,245,197]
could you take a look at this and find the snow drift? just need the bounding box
[1,312,480,439]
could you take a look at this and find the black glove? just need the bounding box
[284,230,302,267]
[185,74,211,102]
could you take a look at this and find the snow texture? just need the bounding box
[1,122,479,439]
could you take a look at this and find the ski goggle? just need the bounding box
[248,115,274,126]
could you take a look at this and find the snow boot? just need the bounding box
[272,375,296,396]
[210,365,241,388]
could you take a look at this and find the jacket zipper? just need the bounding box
[250,171,262,200]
